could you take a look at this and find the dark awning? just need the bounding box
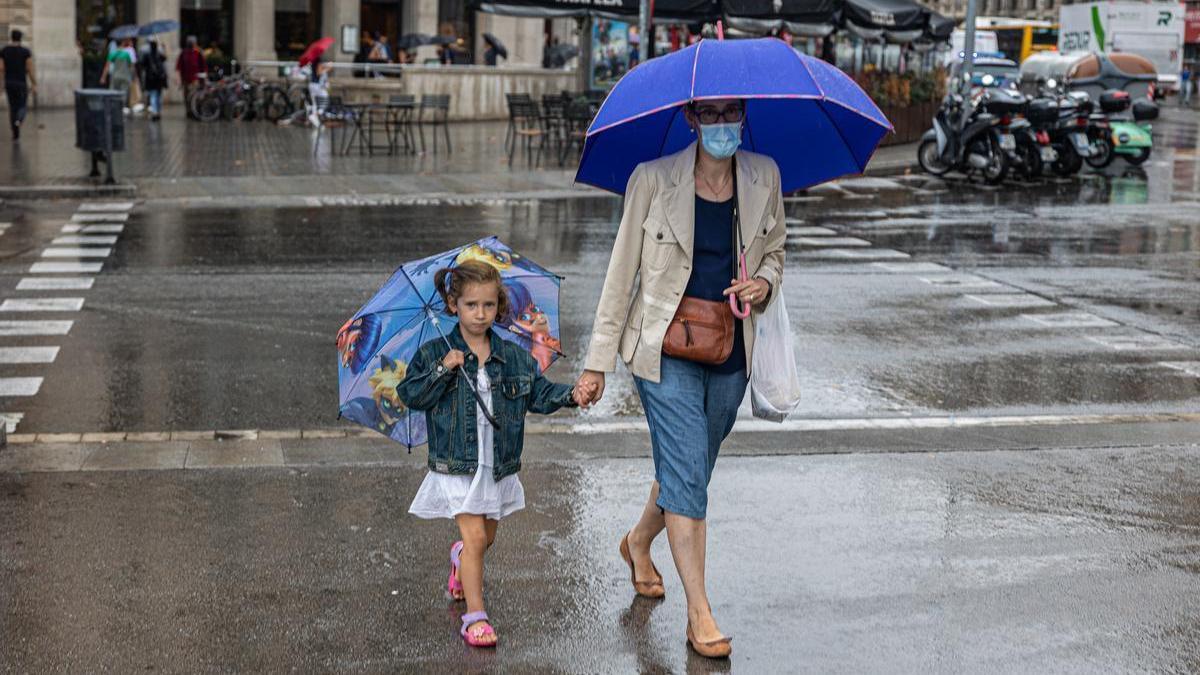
[722,0,838,26]
[840,0,926,31]
[925,10,955,41]
[475,0,718,21]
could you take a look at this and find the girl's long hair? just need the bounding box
[434,260,509,319]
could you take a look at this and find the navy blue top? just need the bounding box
[684,195,745,375]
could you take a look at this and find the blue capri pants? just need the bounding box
[633,355,748,520]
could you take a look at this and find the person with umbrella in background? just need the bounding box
[176,36,206,118]
[139,38,168,121]
[483,33,506,66]
[573,35,890,659]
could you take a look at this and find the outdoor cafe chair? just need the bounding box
[508,100,547,166]
[417,94,452,154]
[540,98,568,156]
[505,93,534,153]
[312,95,355,156]
[386,94,417,155]
[558,99,596,166]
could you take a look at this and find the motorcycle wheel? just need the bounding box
[917,139,951,176]
[195,92,222,123]
[981,136,1009,185]
[1015,136,1042,180]
[1051,143,1082,176]
[1124,148,1151,166]
[1085,136,1115,169]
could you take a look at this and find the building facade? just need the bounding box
[5,0,569,107]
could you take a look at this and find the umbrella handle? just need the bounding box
[430,314,500,429]
[729,250,751,319]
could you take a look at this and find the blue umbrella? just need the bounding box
[139,19,180,37]
[108,24,140,40]
[575,38,892,194]
[336,236,564,449]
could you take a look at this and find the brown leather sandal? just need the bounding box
[686,622,733,659]
[619,531,665,599]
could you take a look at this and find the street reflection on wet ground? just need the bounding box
[0,112,1198,433]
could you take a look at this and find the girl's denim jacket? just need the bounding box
[396,326,576,481]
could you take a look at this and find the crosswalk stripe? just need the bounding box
[0,320,73,336]
[791,236,872,247]
[53,235,119,245]
[78,202,134,212]
[0,377,43,396]
[61,224,124,234]
[0,298,86,312]
[31,262,103,273]
[0,347,59,363]
[0,412,23,433]
[71,212,129,223]
[41,247,112,258]
[17,277,95,290]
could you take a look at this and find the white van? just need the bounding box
[944,30,1000,67]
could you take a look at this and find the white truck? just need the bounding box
[1059,1,1187,91]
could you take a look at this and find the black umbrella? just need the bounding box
[548,43,580,63]
[483,33,508,59]
[429,35,457,46]
[108,24,140,40]
[396,33,433,50]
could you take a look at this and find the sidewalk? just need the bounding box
[0,107,919,202]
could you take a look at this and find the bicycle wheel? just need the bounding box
[261,86,290,122]
[195,90,222,122]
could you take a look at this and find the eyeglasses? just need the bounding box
[691,104,745,124]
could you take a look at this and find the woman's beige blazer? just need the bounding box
[584,141,787,383]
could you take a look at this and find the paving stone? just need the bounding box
[35,433,82,443]
[259,430,303,440]
[0,444,94,472]
[185,440,285,469]
[215,429,259,440]
[301,429,347,439]
[125,432,172,442]
[81,442,189,471]
[170,430,215,441]
[4,433,36,444]
[81,432,128,443]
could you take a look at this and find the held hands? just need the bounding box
[573,370,606,408]
[441,349,465,371]
[724,277,770,307]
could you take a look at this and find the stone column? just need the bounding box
[322,0,361,63]
[234,0,277,63]
[31,0,81,107]
[137,0,182,50]
[405,0,441,38]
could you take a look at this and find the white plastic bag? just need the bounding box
[750,293,801,422]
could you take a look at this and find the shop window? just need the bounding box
[181,0,234,75]
[77,0,137,86]
[276,0,322,58]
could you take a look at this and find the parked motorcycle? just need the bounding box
[918,87,1009,184]
[1087,89,1157,167]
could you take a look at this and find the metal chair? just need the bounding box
[417,94,452,154]
[313,95,353,156]
[508,100,547,166]
[386,94,417,154]
[505,93,533,154]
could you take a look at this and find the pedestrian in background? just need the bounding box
[100,37,137,114]
[1181,65,1192,106]
[575,96,786,660]
[176,36,206,119]
[141,38,168,121]
[395,260,590,649]
[0,29,35,140]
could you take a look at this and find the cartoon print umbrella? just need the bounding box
[298,37,335,67]
[575,37,892,195]
[337,236,564,449]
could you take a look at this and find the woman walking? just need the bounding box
[575,97,786,658]
[141,39,168,121]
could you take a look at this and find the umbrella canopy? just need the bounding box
[396,33,433,50]
[840,0,927,32]
[925,11,956,41]
[575,38,891,195]
[337,236,564,448]
[298,37,334,67]
[108,24,140,40]
[483,33,508,59]
[138,19,180,36]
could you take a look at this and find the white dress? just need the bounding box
[408,368,526,521]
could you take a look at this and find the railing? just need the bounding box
[243,60,577,80]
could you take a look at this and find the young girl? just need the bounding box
[396,260,590,648]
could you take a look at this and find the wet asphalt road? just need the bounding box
[1,112,1198,433]
[4,442,1200,673]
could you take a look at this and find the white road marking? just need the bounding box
[787,226,837,236]
[0,377,43,396]
[1021,312,1119,328]
[41,247,112,258]
[52,235,119,245]
[796,248,910,260]
[71,212,129,223]
[792,236,873,247]
[1160,362,1200,377]
[0,347,59,363]
[1087,335,1188,351]
[17,277,95,290]
[966,293,1056,308]
[0,412,23,433]
[61,224,125,234]
[0,298,86,312]
[918,275,1003,289]
[872,262,951,273]
[0,320,73,336]
[78,201,134,212]
[60,224,81,233]
[31,262,103,273]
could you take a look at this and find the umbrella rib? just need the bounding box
[658,106,683,159]
[690,40,703,101]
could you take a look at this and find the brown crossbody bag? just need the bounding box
[661,164,741,365]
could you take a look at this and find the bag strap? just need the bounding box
[730,156,741,283]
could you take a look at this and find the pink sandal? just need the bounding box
[460,610,498,648]
[447,541,465,601]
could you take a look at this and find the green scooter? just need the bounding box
[1086,90,1157,168]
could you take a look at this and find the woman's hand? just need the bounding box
[442,349,465,371]
[575,370,606,407]
[724,277,770,307]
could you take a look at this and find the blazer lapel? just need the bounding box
[662,143,697,260]
[735,151,769,251]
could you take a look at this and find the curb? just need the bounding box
[0,183,137,200]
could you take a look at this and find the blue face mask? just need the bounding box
[699,122,742,159]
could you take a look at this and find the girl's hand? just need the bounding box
[442,349,465,371]
[724,277,770,307]
[575,370,605,407]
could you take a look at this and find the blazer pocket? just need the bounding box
[640,217,676,272]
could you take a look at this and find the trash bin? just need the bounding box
[74,88,125,184]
